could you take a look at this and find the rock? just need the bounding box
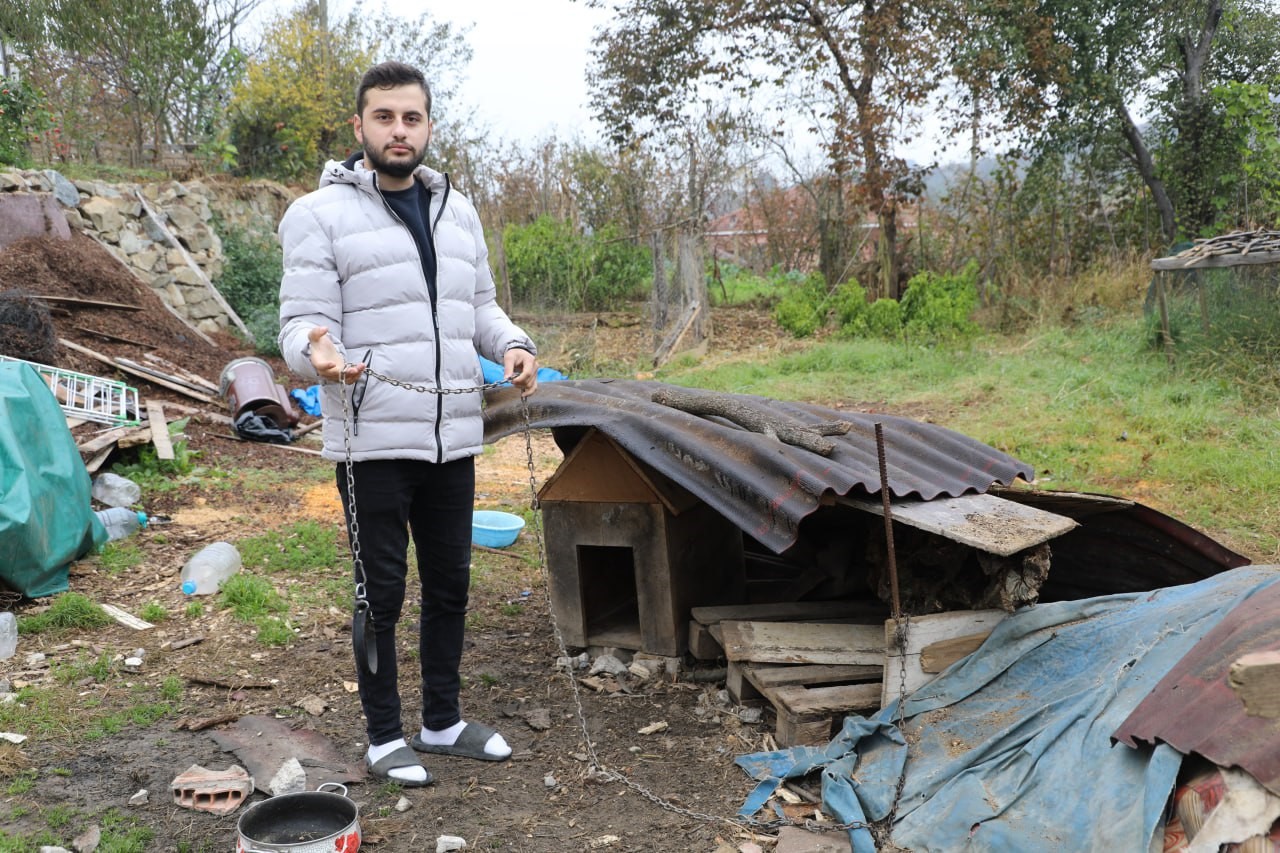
[436,835,467,852]
[71,824,100,853]
[395,795,412,812]
[80,196,124,233]
[521,708,552,731]
[128,789,148,805]
[543,773,557,788]
[588,654,628,677]
[42,170,80,207]
[774,825,853,853]
[267,757,306,795]
[38,847,71,853]
[294,695,327,716]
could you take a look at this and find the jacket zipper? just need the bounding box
[369,171,447,462]
[429,178,451,464]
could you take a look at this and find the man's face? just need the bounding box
[353,84,432,185]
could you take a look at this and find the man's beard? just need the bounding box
[365,144,423,179]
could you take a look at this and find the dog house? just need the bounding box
[538,427,745,655]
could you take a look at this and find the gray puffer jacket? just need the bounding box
[277,155,535,463]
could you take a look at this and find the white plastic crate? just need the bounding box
[0,355,140,426]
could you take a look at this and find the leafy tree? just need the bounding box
[585,0,946,298]
[953,0,1280,244]
[10,0,256,164]
[228,1,471,180]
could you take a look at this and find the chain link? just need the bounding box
[339,368,876,839]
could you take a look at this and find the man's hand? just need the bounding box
[504,347,539,398]
[308,326,365,383]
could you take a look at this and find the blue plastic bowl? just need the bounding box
[472,510,526,548]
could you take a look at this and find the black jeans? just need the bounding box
[336,457,474,747]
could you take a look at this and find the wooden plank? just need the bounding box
[76,425,136,456]
[34,294,141,311]
[772,683,883,717]
[743,663,883,692]
[207,433,324,457]
[691,600,888,626]
[768,682,884,747]
[145,400,175,460]
[100,604,154,630]
[117,358,216,397]
[726,660,762,705]
[720,620,885,665]
[839,492,1077,557]
[73,325,156,349]
[882,610,1007,706]
[1151,249,1280,271]
[687,619,722,661]
[58,338,217,403]
[84,445,115,475]
[140,353,220,394]
[921,632,991,673]
[1229,651,1280,718]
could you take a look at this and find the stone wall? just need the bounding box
[0,168,298,336]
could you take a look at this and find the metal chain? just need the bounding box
[341,369,875,838]
[338,371,367,598]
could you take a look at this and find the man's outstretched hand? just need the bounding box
[308,326,365,383]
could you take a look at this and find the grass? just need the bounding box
[237,519,342,573]
[18,593,112,636]
[658,309,1280,561]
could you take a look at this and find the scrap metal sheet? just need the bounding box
[483,379,1035,553]
[1113,574,1280,794]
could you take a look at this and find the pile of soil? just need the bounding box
[0,233,237,381]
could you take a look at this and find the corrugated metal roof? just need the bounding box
[483,379,1035,553]
[1113,576,1280,794]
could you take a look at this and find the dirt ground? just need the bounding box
[0,235,843,852]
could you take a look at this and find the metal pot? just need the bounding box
[236,782,360,853]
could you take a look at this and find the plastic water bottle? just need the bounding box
[0,612,16,660]
[180,542,242,595]
[95,507,148,542]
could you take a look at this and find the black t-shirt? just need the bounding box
[381,183,438,302]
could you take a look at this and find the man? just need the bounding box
[278,61,538,786]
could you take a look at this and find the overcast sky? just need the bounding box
[361,0,611,146]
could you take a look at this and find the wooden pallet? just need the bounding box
[741,663,883,746]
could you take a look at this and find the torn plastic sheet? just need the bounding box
[735,716,905,853]
[233,410,293,444]
[734,565,1280,852]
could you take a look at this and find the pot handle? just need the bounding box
[317,782,349,797]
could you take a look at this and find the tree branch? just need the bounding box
[651,387,851,456]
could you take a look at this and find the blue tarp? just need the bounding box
[479,356,566,386]
[735,565,1280,852]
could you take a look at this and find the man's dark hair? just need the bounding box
[356,61,432,117]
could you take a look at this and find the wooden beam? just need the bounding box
[692,600,887,626]
[882,610,1006,706]
[33,294,141,311]
[652,300,701,368]
[720,620,884,666]
[1151,250,1280,271]
[59,338,216,403]
[145,400,175,460]
[73,326,156,348]
[839,492,1078,557]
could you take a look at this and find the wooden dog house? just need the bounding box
[537,428,745,655]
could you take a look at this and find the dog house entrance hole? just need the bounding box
[579,544,640,646]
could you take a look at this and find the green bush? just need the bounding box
[865,298,904,338]
[899,261,981,340]
[832,280,870,338]
[216,223,283,356]
[503,215,649,311]
[773,271,828,337]
[0,78,47,167]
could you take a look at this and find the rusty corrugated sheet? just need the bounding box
[1113,577,1280,794]
[483,379,1034,553]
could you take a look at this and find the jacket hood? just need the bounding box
[318,152,448,194]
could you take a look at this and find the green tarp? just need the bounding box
[0,362,106,597]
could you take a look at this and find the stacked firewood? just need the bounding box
[1169,229,1280,264]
